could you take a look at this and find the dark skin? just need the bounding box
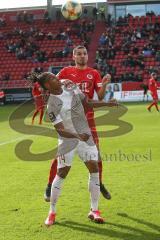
[44,74,118,178]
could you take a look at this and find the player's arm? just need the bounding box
[48,101,90,141]
[76,86,118,108]
[82,97,119,108]
[54,122,90,141]
[94,72,111,100]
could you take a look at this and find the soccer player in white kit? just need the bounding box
[30,72,118,226]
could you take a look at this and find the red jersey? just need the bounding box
[57,66,102,145]
[32,82,44,110]
[57,66,102,99]
[32,82,43,97]
[0,90,4,98]
[148,78,158,94]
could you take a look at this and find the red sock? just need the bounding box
[155,103,159,111]
[148,102,155,110]
[32,110,39,123]
[48,159,58,185]
[39,109,44,124]
[98,161,102,182]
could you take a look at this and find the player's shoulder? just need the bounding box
[61,66,76,72]
[86,67,101,77]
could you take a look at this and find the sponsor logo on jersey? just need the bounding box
[87,74,93,79]
[70,73,77,77]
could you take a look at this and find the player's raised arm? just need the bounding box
[82,97,119,108]
[97,74,111,100]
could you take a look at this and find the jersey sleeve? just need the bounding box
[47,101,63,126]
[94,70,102,93]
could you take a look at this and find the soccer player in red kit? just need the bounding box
[32,81,45,124]
[147,73,159,112]
[44,45,112,201]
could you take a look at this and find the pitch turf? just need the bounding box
[0,102,160,240]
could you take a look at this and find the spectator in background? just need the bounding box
[133,46,139,54]
[123,54,135,67]
[35,50,47,63]
[99,5,105,21]
[56,10,61,21]
[23,72,30,80]
[0,15,6,27]
[92,7,98,20]
[16,12,23,22]
[34,67,44,74]
[2,73,10,81]
[44,10,51,23]
[22,11,34,24]
[107,13,111,26]
[83,8,88,18]
[156,50,160,62]
[99,33,107,46]
[15,47,26,60]
[66,36,73,46]
[135,72,143,82]
[62,45,71,57]
[87,21,95,32]
[47,32,54,40]
[135,29,141,39]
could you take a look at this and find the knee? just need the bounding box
[57,166,71,178]
[89,161,99,173]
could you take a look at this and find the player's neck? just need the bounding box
[50,88,63,95]
[75,64,87,70]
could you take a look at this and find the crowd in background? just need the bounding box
[1,13,94,64]
[0,9,160,83]
[94,12,160,82]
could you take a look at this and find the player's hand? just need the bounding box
[102,74,111,86]
[62,79,76,90]
[78,133,90,142]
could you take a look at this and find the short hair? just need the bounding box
[73,45,87,55]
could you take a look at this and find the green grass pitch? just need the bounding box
[0,102,160,240]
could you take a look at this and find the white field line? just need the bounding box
[0,129,51,147]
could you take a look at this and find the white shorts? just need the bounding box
[56,140,98,169]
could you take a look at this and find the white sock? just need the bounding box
[50,175,64,213]
[88,172,100,211]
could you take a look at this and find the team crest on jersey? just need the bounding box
[87,74,93,79]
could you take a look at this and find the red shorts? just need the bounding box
[34,96,45,110]
[151,92,158,101]
[87,117,99,147]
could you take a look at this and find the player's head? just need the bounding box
[30,72,61,91]
[151,72,157,79]
[73,45,88,67]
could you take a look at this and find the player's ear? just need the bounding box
[72,54,75,61]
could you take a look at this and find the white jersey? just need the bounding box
[47,83,98,163]
[47,85,90,133]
